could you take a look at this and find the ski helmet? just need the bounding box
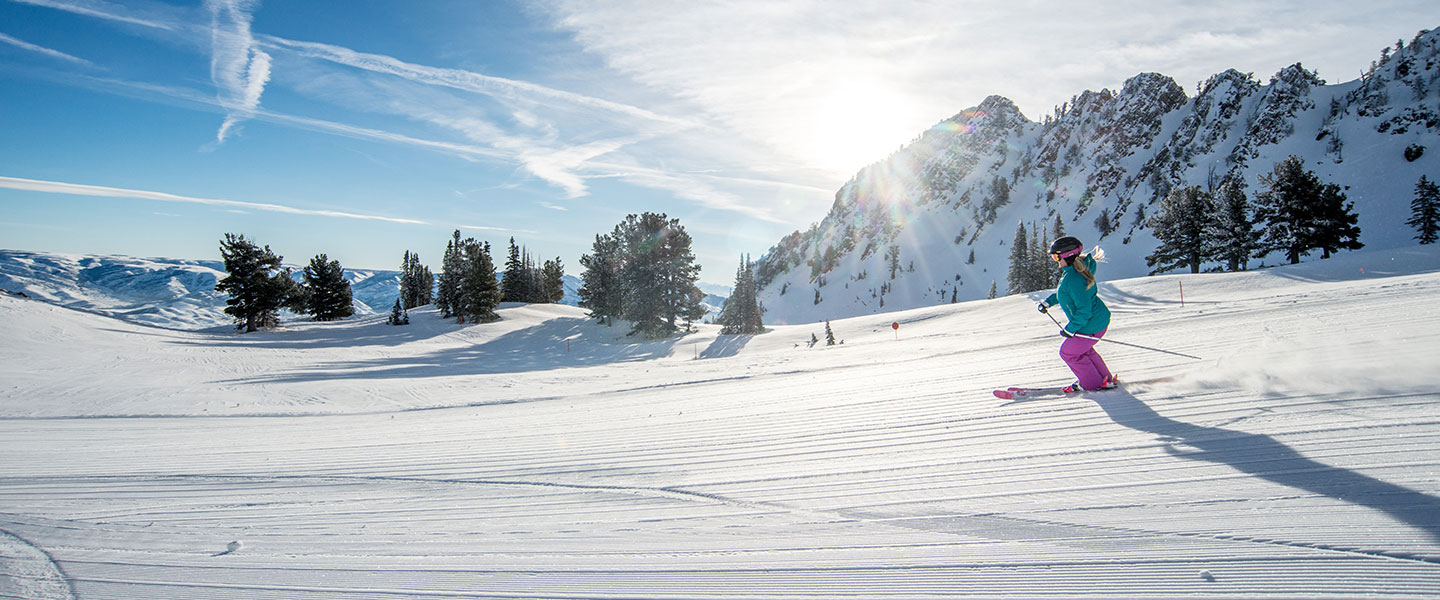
[1049,236,1083,260]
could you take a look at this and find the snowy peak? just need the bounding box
[755,25,1440,326]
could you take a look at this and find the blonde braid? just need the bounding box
[1071,255,1096,289]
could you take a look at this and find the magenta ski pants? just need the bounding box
[1060,328,1113,390]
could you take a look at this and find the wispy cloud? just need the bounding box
[460,224,538,235]
[259,34,706,199]
[0,175,429,225]
[205,0,270,144]
[0,32,95,66]
[8,0,177,30]
[259,35,701,131]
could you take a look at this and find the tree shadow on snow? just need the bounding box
[699,334,753,359]
[1094,390,1440,547]
[226,316,682,383]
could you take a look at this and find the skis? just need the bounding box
[992,386,1072,400]
[992,377,1132,400]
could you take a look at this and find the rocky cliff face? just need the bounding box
[755,27,1440,325]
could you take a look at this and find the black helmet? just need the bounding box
[1049,236,1083,260]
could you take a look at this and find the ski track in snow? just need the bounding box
[2,248,1440,598]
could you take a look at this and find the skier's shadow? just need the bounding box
[1093,390,1440,546]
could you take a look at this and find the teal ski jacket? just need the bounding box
[1043,255,1111,335]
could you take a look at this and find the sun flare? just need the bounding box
[807,84,919,177]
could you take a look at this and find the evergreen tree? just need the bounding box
[216,234,301,333]
[399,251,433,309]
[618,212,705,337]
[387,298,409,325]
[981,176,1011,223]
[1006,221,1029,294]
[459,240,502,323]
[1309,179,1364,259]
[542,257,566,303]
[1408,175,1440,244]
[824,321,836,346]
[436,230,464,318]
[528,251,547,303]
[1208,178,1261,271]
[718,255,764,335]
[400,251,415,309]
[302,254,355,321]
[1029,223,1054,291]
[1147,186,1216,274]
[988,281,997,299]
[1094,207,1115,238]
[1254,155,1363,264]
[578,233,624,325]
[502,237,526,303]
[1051,214,1065,240]
[886,244,901,280]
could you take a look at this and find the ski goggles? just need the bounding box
[1051,248,1083,262]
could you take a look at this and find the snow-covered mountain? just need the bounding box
[0,249,585,330]
[756,27,1440,325]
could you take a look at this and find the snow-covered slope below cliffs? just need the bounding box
[755,27,1440,327]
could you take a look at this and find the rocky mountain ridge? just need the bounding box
[754,27,1440,325]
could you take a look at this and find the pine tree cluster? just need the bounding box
[1146,154,1363,274]
[717,255,764,335]
[434,230,503,324]
[501,238,566,304]
[578,212,706,338]
[1005,216,1064,295]
[216,234,355,332]
[399,251,434,310]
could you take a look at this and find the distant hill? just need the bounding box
[754,27,1440,325]
[0,249,588,330]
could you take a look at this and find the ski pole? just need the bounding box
[1044,311,1203,361]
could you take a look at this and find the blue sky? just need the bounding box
[1,0,1433,282]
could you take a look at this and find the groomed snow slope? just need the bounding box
[2,246,1439,599]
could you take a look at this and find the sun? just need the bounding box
[806,84,919,177]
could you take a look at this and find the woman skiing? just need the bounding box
[1037,236,1117,393]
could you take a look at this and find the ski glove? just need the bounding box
[1037,302,1050,313]
[1059,329,1074,338]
